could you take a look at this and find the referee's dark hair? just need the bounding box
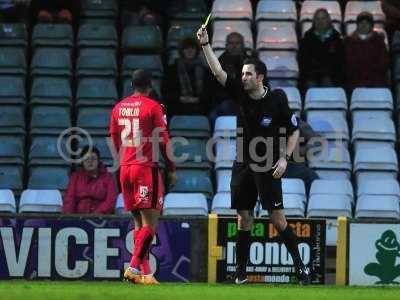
[131,69,152,93]
[243,57,268,82]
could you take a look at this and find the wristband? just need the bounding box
[285,154,291,161]
[201,42,209,47]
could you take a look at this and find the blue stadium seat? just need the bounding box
[0,48,26,76]
[167,0,207,20]
[77,48,117,78]
[31,48,72,78]
[76,107,112,136]
[169,115,211,138]
[19,189,63,213]
[122,25,162,53]
[122,55,163,79]
[32,23,73,48]
[169,169,214,200]
[0,105,25,136]
[28,166,69,191]
[81,0,118,19]
[256,0,297,23]
[29,136,70,166]
[0,189,16,213]
[0,136,24,165]
[211,192,236,215]
[78,23,118,49]
[0,166,24,194]
[30,106,71,136]
[163,193,209,216]
[172,138,212,170]
[0,76,26,105]
[30,77,72,107]
[76,78,118,107]
[0,23,28,49]
[212,0,252,21]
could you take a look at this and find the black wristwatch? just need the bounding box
[285,154,291,161]
[201,42,209,46]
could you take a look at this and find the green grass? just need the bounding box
[0,281,399,300]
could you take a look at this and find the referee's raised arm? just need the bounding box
[196,27,228,86]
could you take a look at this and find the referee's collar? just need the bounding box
[261,86,268,98]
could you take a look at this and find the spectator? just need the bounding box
[163,37,210,116]
[0,0,30,23]
[298,8,345,90]
[63,146,117,214]
[345,12,390,92]
[208,32,247,124]
[381,0,400,40]
[284,118,322,196]
[121,1,164,27]
[30,0,80,26]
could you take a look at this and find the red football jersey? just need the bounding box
[109,95,175,172]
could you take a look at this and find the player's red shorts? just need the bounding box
[120,165,165,211]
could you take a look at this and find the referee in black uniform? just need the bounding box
[197,27,311,285]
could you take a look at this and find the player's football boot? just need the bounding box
[123,267,143,284]
[295,264,311,285]
[142,274,160,285]
[224,269,248,285]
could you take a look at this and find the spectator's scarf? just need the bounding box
[177,57,204,98]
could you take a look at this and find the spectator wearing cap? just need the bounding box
[345,12,390,92]
[63,146,118,214]
[163,36,211,116]
[298,8,345,90]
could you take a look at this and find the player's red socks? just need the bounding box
[130,226,155,271]
[133,229,152,275]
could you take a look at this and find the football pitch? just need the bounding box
[0,281,399,300]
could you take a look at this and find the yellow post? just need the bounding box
[336,216,348,285]
[208,214,223,283]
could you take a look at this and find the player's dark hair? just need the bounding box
[243,57,267,79]
[80,145,100,161]
[131,69,152,92]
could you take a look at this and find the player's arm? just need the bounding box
[197,27,227,86]
[273,91,300,178]
[152,104,177,185]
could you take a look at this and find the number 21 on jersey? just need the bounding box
[118,108,140,147]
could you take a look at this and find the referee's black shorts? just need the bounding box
[230,162,284,211]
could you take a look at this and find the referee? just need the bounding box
[197,27,311,285]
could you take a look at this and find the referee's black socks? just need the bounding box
[279,225,303,268]
[236,230,251,276]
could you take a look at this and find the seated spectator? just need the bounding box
[345,12,390,92]
[163,37,210,116]
[63,146,117,214]
[121,0,164,27]
[208,32,247,124]
[381,0,400,41]
[284,118,322,196]
[298,8,344,90]
[30,0,80,26]
[0,0,30,23]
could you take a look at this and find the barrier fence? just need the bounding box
[1,213,399,285]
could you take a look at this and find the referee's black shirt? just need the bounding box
[225,75,299,171]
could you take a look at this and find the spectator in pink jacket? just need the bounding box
[63,145,117,214]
